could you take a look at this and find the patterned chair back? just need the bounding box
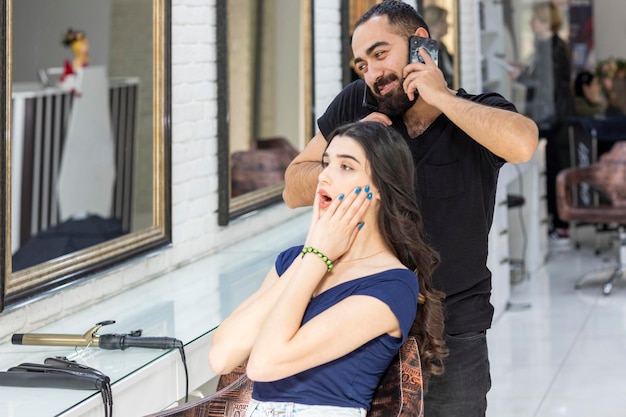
[145,336,424,417]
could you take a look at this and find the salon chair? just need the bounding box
[230,137,299,198]
[556,141,626,295]
[146,337,424,417]
[566,116,626,253]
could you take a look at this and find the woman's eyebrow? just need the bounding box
[323,150,362,164]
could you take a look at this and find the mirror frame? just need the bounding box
[0,0,172,311]
[216,0,314,225]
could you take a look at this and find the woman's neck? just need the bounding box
[338,227,389,263]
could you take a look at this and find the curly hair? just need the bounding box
[327,121,448,390]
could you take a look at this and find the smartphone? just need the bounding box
[409,35,439,66]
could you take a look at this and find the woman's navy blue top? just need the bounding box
[252,245,419,410]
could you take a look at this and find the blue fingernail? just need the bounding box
[364,185,370,193]
[367,192,373,200]
[358,222,365,230]
[355,187,361,194]
[338,194,344,200]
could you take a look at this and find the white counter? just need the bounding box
[0,213,309,417]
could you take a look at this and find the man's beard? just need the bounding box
[373,74,416,118]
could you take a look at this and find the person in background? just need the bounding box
[572,69,623,166]
[508,1,574,240]
[423,4,454,88]
[209,121,448,417]
[282,1,538,416]
[573,70,608,117]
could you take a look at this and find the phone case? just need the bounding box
[409,36,439,66]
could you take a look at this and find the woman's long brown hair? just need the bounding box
[328,122,448,390]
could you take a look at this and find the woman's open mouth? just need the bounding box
[318,189,333,209]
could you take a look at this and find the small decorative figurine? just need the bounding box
[59,28,89,95]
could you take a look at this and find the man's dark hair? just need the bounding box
[354,0,429,38]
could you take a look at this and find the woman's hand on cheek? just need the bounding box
[307,185,373,261]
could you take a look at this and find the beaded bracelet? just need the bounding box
[301,246,334,272]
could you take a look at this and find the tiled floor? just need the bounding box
[487,226,626,417]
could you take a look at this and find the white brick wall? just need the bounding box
[459,0,481,93]
[314,0,343,130]
[0,0,344,342]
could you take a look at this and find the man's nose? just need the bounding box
[364,64,383,88]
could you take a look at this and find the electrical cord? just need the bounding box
[178,344,189,403]
[43,357,113,417]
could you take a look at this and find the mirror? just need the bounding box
[341,0,459,89]
[419,0,459,89]
[1,0,171,310]
[217,0,314,224]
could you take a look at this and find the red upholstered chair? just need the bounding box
[145,337,424,417]
[556,141,626,295]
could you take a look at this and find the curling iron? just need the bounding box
[12,320,182,350]
[11,320,190,402]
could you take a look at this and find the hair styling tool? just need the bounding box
[0,357,112,417]
[11,320,189,402]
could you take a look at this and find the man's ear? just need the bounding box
[414,27,429,38]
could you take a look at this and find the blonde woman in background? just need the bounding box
[508,1,574,240]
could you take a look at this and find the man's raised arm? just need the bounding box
[282,132,328,208]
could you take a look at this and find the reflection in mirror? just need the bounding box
[341,0,379,85]
[222,0,313,222]
[420,0,459,89]
[2,0,171,309]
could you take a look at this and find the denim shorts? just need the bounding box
[246,399,367,417]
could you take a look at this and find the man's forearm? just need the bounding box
[283,161,321,208]
[438,93,538,163]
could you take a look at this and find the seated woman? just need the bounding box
[573,70,607,117]
[208,121,447,416]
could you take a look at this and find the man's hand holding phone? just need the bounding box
[409,36,439,66]
[404,36,448,102]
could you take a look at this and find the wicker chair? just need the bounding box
[146,336,424,417]
[556,141,626,295]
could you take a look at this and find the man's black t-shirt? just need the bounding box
[318,80,513,334]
